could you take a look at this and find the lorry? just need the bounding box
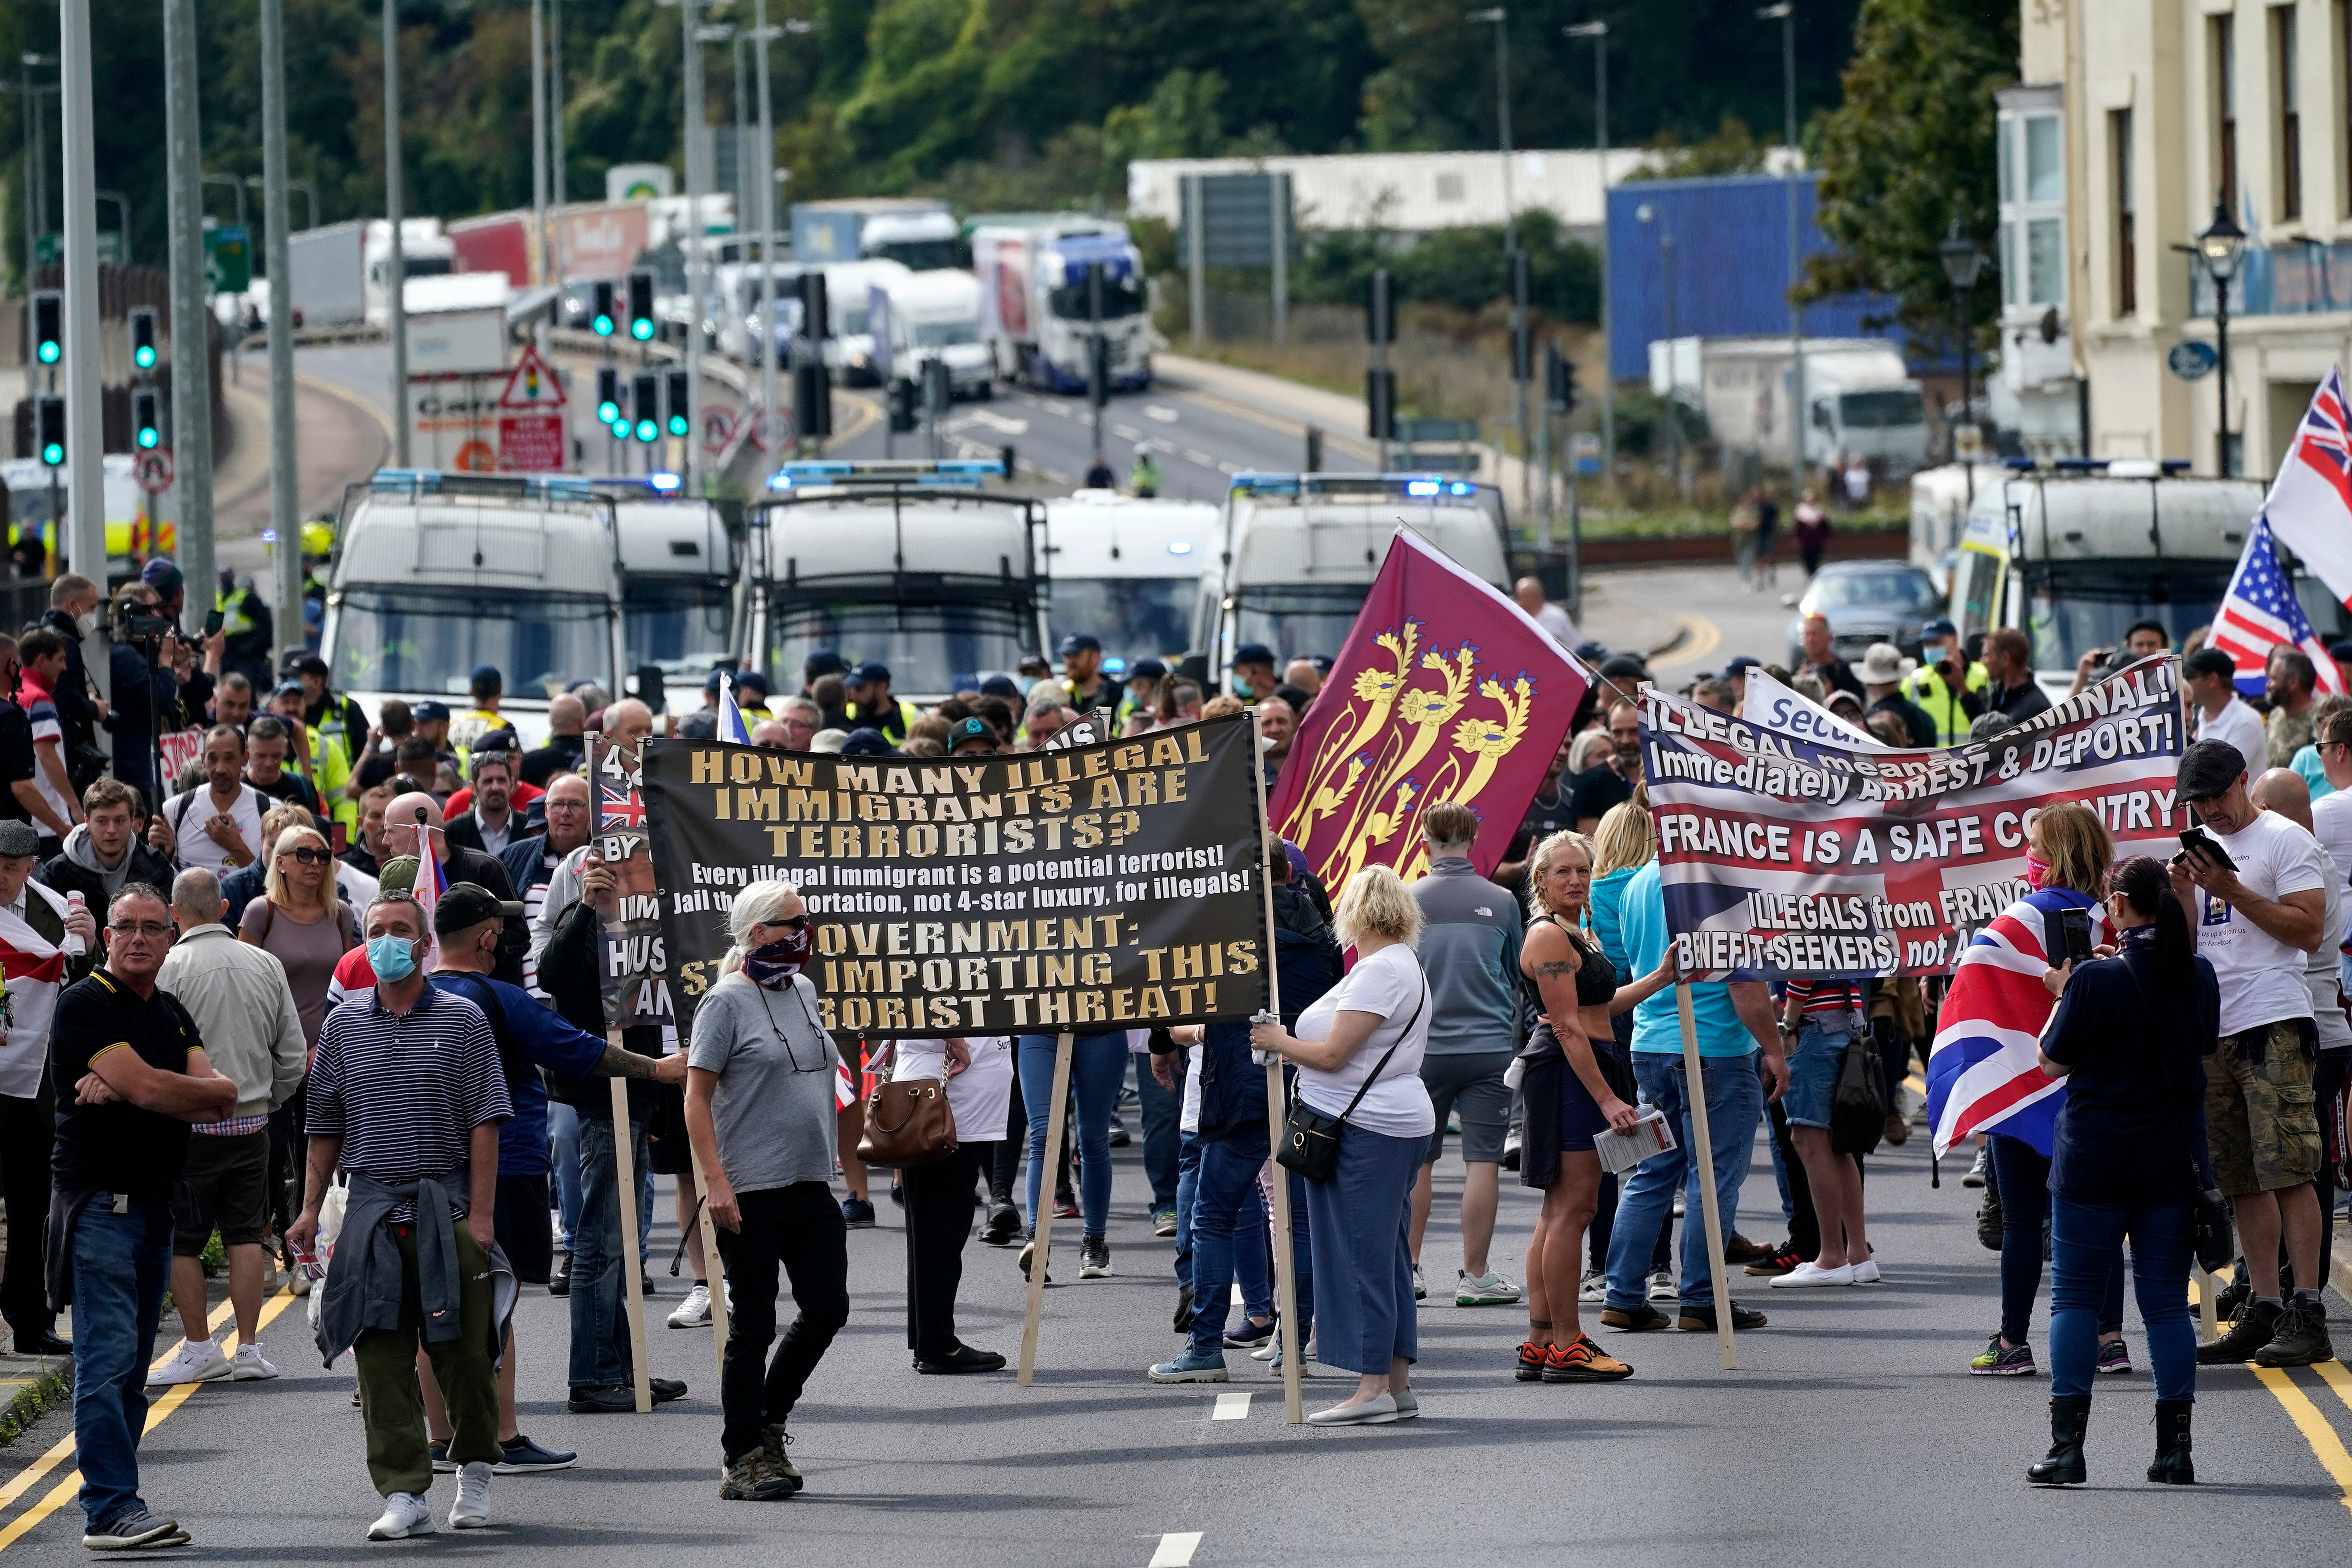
[1947,462,2265,701]
[590,474,743,689]
[744,458,1046,703]
[1650,335,1930,480]
[1040,492,1219,672]
[1205,473,1512,679]
[321,470,625,746]
[363,220,460,327]
[790,198,960,270]
[971,218,1152,395]
[867,269,992,399]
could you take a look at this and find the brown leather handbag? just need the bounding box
[855,1044,959,1169]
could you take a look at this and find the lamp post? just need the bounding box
[1937,218,1986,475]
[1758,2,1803,492]
[1468,6,1531,518]
[1565,19,1610,486]
[2197,200,2248,477]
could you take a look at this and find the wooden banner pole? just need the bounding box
[609,1071,654,1412]
[688,1143,730,1383]
[1674,981,1738,1371]
[1015,1030,1076,1387]
[1246,704,1304,1423]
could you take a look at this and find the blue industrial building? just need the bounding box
[1606,173,1903,383]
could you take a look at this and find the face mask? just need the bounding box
[1232,677,1255,699]
[742,927,812,988]
[74,610,97,637]
[368,934,420,984]
[2023,848,2052,891]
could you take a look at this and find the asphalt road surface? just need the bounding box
[5,1089,2351,1566]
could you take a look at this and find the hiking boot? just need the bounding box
[2198,1298,2282,1365]
[2026,1395,2090,1485]
[1148,1348,1228,1383]
[2148,1399,2195,1484]
[761,1423,804,1494]
[2254,1298,2337,1368]
[1599,1301,1671,1332]
[1968,1337,2036,1376]
[719,1450,794,1501]
[1675,1300,1766,1332]
[1542,1334,1634,1382]
[1514,1340,1547,1381]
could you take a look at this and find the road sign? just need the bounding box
[204,225,250,294]
[2168,340,2219,381]
[701,404,736,455]
[135,448,176,494]
[496,344,567,410]
[747,406,791,453]
[1570,431,1602,477]
[499,413,567,472]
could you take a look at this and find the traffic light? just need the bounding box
[35,396,64,466]
[30,291,61,367]
[132,389,161,450]
[886,378,917,434]
[626,270,656,342]
[784,271,828,342]
[665,369,690,438]
[1365,368,1396,442]
[1086,336,1111,404]
[1544,343,1578,415]
[1365,269,1395,347]
[922,357,952,420]
[631,371,659,442]
[129,307,157,371]
[793,360,832,439]
[590,281,616,338]
[596,365,622,425]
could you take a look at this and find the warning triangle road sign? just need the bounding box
[495,344,567,410]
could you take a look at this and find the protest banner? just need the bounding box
[588,731,659,1415]
[1643,653,2187,980]
[1269,530,1586,893]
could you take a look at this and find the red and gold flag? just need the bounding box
[1268,530,1586,890]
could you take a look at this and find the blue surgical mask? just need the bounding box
[368,933,420,984]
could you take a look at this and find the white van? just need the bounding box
[593,475,741,690]
[323,470,624,746]
[1041,492,1219,672]
[869,271,992,399]
[810,258,912,385]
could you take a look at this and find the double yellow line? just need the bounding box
[0,1285,305,1552]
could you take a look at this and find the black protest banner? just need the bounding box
[641,711,1271,1039]
[589,733,675,1036]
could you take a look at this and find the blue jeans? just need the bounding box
[1134,1053,1181,1211]
[1302,1124,1420,1375]
[1989,1133,2123,1347]
[1604,1052,1764,1310]
[70,1201,172,1530]
[2050,1193,2196,1402]
[569,1112,651,1390]
[1018,1032,1126,1237]
[548,1100,583,1252]
[1187,1130,1298,1359]
[1174,1131,1200,1285]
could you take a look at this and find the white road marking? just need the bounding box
[1150,1531,1206,1567]
[1230,1283,1244,1305]
[958,407,1029,435]
[1145,404,1181,423]
[1112,422,1143,440]
[1216,460,1242,475]
[1183,448,1218,467]
[1211,1391,1251,1421]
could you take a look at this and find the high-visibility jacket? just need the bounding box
[1900,659,1990,745]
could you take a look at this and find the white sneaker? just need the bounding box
[1578,1269,1606,1303]
[367,1492,436,1541]
[667,1283,712,1329]
[1646,1268,1676,1301]
[1412,1266,1427,1301]
[1850,1258,1882,1284]
[290,1269,312,1297]
[147,1338,231,1386]
[1769,1260,1856,1288]
[1249,1340,1279,1362]
[230,1342,279,1380]
[448,1462,492,1530]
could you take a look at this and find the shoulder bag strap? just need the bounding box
[1332,980,1429,1122]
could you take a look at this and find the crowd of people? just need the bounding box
[7,552,2350,1549]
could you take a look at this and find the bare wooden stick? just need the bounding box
[1674,982,1738,1371]
[609,1070,653,1413]
[1015,1030,1076,1387]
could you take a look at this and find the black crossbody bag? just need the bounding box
[1277,983,1427,1183]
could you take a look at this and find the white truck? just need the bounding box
[1206,473,1513,678]
[1652,335,1930,479]
[592,475,742,690]
[971,218,1152,395]
[322,470,625,746]
[744,458,1046,703]
[790,198,960,271]
[1041,492,1219,672]
[868,270,992,399]
[804,258,910,384]
[363,219,460,327]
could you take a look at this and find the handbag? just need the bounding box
[1828,1020,1889,1157]
[1276,983,1426,1183]
[855,1043,959,1170]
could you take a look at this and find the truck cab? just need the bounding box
[322,470,625,746]
[971,219,1152,396]
[1041,492,1219,673]
[1207,474,1514,680]
[589,474,741,692]
[807,259,912,385]
[746,459,1046,704]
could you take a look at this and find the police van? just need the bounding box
[1040,491,1218,675]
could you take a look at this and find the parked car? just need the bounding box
[1783,560,1943,666]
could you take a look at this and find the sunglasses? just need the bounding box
[753,916,808,933]
[285,847,331,865]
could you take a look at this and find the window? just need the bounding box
[2113,109,2137,316]
[2214,14,2239,210]
[2280,5,2303,221]
[2028,218,2065,305]
[2026,116,2063,203]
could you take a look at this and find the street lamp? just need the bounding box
[1565,19,1611,485]
[1938,218,1985,464]
[2196,199,2248,477]
[1467,5,1532,519]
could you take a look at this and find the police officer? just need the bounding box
[216,569,275,691]
[843,664,918,744]
[1900,616,1988,746]
[1129,443,1162,498]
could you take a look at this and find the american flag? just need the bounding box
[716,673,752,745]
[2209,517,2347,698]
[2264,366,2352,611]
[1925,887,2106,1157]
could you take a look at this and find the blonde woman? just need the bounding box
[682,880,849,1502]
[1251,865,1435,1426]
[1515,830,1673,1382]
[238,821,357,1058]
[1582,801,1672,1299]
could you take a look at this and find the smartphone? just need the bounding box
[2179,825,2240,872]
[2057,905,2094,966]
[201,608,224,638]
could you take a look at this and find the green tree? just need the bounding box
[1627,115,1768,180]
[1799,0,2014,345]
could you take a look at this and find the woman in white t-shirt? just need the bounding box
[888,1032,1013,1374]
[1250,865,1434,1426]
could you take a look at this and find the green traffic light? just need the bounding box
[133,347,155,369]
[137,429,158,449]
[41,443,61,465]
[593,315,614,336]
[598,401,620,422]
[631,319,654,342]
[667,417,687,437]
[635,418,657,443]
[37,343,58,365]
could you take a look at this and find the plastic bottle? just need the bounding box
[63,890,86,957]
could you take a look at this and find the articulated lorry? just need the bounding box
[790,199,960,271]
[971,218,1152,395]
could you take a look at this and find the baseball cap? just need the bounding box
[804,649,848,683]
[377,856,420,895]
[979,674,1022,699]
[412,700,451,723]
[1058,632,1102,657]
[1599,655,1647,680]
[736,671,771,699]
[1129,657,1167,682]
[1233,642,1277,668]
[271,680,305,700]
[2182,647,2237,683]
[1018,653,1052,677]
[469,664,502,687]
[840,727,895,756]
[1723,654,1762,675]
[848,661,890,687]
[1921,616,1958,640]
[434,881,524,935]
[470,727,520,758]
[950,717,996,749]
[293,653,330,679]
[2177,739,2248,801]
[141,559,185,600]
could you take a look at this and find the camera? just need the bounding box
[111,601,175,647]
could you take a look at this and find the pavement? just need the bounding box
[4,1096,2352,1564]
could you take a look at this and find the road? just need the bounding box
[3,1094,2350,1565]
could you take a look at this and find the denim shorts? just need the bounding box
[1783,1017,1860,1130]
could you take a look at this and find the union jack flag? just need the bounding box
[597,783,646,831]
[1925,887,2106,1157]
[2262,365,2352,615]
[2208,517,2347,698]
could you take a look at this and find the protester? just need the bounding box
[384,790,528,986]
[243,716,323,819]
[39,779,172,911]
[1258,695,1297,791]
[291,892,512,1540]
[1583,801,1679,1294]
[17,628,83,854]
[683,880,851,1498]
[147,867,306,1388]
[444,746,527,856]
[1797,613,1864,702]
[239,822,359,1058]
[1769,961,1877,1288]
[890,1030,1013,1375]
[151,727,267,874]
[2286,693,2352,801]
[2181,649,2266,765]
[1405,802,1523,1308]
[1858,644,1936,746]
[2027,855,2215,1486]
[1512,577,1579,647]
[1249,865,1434,1426]
[1571,703,1642,833]
[53,883,236,1549]
[1015,1019,1129,1282]
[2267,647,2321,768]
[1983,629,2053,723]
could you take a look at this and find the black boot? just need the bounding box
[2026,1395,2090,1485]
[2147,1399,2194,1484]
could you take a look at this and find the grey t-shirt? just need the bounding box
[686,971,842,1195]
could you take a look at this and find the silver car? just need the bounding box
[1783,561,1943,666]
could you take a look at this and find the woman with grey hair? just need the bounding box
[682,879,849,1503]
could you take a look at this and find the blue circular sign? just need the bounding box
[2168,340,2219,380]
